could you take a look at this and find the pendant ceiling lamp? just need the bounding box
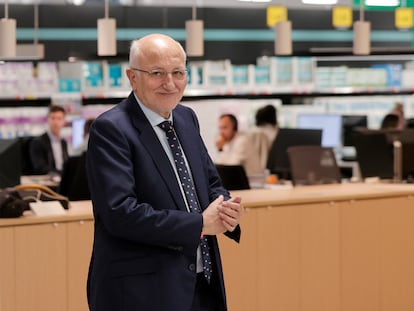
[185,2,204,57]
[16,1,44,60]
[0,0,16,58]
[275,20,292,55]
[353,1,371,55]
[97,0,117,56]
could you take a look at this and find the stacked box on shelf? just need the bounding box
[204,60,232,88]
[346,68,387,88]
[0,62,19,97]
[292,56,316,89]
[401,62,414,88]
[36,62,59,96]
[82,61,105,92]
[107,63,123,88]
[186,60,232,89]
[187,64,203,87]
[254,65,271,85]
[0,62,36,97]
[315,67,332,89]
[58,61,82,93]
[256,56,295,89]
[330,66,348,87]
[371,64,402,88]
[231,65,250,86]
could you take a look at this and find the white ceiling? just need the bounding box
[3,0,355,9]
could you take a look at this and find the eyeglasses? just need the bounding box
[131,67,188,81]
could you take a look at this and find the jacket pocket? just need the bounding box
[110,256,158,278]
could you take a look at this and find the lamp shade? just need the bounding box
[186,19,204,57]
[353,20,370,55]
[275,20,292,55]
[97,18,117,56]
[0,18,16,58]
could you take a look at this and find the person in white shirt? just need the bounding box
[214,113,248,166]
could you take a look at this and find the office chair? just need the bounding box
[215,164,250,190]
[352,130,394,179]
[59,153,90,201]
[287,145,341,186]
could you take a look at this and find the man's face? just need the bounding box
[218,116,236,142]
[48,111,66,136]
[127,37,187,119]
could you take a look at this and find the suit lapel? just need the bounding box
[125,94,188,212]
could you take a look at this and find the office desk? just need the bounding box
[0,201,93,311]
[2,184,414,311]
[219,183,414,311]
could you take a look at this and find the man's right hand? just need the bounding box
[202,195,227,236]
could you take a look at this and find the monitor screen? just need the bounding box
[297,114,342,148]
[71,118,86,149]
[266,128,322,177]
[342,115,368,147]
[0,138,22,188]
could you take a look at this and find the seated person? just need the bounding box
[380,113,399,130]
[29,105,69,175]
[244,105,279,176]
[214,113,248,167]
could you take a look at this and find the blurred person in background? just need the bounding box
[29,104,68,176]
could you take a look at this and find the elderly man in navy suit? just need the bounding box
[86,33,243,311]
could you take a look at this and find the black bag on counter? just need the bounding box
[0,189,29,218]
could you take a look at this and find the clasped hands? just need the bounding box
[202,195,243,236]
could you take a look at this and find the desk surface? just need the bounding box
[2,183,414,227]
[231,182,414,208]
[0,200,92,227]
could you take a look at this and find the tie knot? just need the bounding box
[158,121,173,133]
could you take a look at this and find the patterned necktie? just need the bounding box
[158,120,212,283]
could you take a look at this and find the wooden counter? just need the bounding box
[2,183,414,311]
[0,201,93,311]
[219,183,414,311]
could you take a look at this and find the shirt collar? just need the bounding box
[133,93,173,126]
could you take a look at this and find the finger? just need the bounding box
[221,219,235,232]
[219,211,239,227]
[228,196,242,204]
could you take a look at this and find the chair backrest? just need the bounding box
[287,145,341,186]
[215,164,250,190]
[19,136,35,176]
[352,130,393,179]
[58,153,90,201]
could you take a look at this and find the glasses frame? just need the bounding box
[130,67,188,81]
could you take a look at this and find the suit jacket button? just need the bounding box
[189,263,196,272]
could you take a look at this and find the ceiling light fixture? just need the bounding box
[353,0,370,55]
[301,0,338,4]
[185,1,204,57]
[16,0,44,60]
[237,0,272,2]
[365,0,400,6]
[97,0,117,56]
[0,0,16,58]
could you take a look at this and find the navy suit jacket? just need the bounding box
[86,93,241,311]
[29,132,68,175]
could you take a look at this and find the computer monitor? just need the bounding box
[353,128,414,180]
[71,118,86,149]
[342,115,368,147]
[296,114,342,148]
[266,128,322,177]
[0,138,22,188]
